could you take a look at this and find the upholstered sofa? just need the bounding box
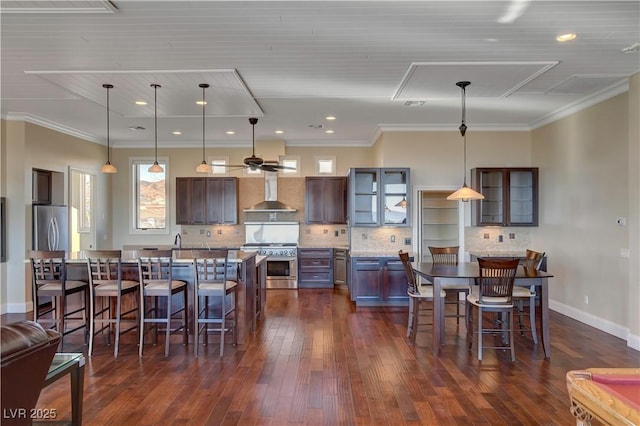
[1,320,60,426]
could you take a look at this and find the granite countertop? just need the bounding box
[350,251,410,258]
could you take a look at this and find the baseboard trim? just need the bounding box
[550,299,639,350]
[4,301,32,314]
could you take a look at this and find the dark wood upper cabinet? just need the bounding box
[305,177,347,224]
[176,177,238,225]
[471,167,538,227]
[206,177,238,225]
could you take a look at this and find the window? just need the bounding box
[279,155,300,176]
[315,155,336,175]
[210,156,229,176]
[132,158,168,233]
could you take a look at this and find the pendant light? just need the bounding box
[447,81,484,201]
[100,83,117,173]
[195,83,212,173]
[148,83,164,173]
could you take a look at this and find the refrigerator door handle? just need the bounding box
[48,217,58,250]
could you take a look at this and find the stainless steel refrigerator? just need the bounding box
[32,205,68,251]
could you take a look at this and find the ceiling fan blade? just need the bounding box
[264,164,297,170]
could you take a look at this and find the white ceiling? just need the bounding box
[1,0,639,149]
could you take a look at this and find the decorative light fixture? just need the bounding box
[195,83,212,173]
[100,83,117,174]
[447,81,485,201]
[148,83,164,173]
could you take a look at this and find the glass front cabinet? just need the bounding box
[471,167,538,226]
[349,168,410,227]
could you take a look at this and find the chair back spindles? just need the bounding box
[429,246,459,265]
[477,258,520,303]
[398,251,418,294]
[523,249,545,270]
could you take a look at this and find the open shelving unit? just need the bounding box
[419,191,460,262]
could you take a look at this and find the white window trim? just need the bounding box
[315,155,336,175]
[209,156,229,176]
[279,155,300,176]
[129,156,170,235]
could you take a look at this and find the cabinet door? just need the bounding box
[33,169,52,205]
[382,259,409,302]
[507,169,538,226]
[175,178,192,225]
[350,169,378,226]
[474,169,505,226]
[191,177,207,225]
[324,177,347,224]
[351,258,382,302]
[305,177,326,223]
[381,168,410,226]
[206,177,238,224]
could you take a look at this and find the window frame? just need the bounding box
[129,157,170,235]
[315,155,336,175]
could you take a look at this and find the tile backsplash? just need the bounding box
[350,226,412,253]
[464,226,531,252]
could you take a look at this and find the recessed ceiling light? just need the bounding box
[172,131,182,135]
[556,33,577,42]
[196,101,207,105]
[325,115,336,120]
[129,126,146,131]
[226,130,235,135]
[135,101,147,106]
[275,130,284,134]
[325,129,334,134]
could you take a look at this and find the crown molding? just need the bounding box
[3,112,101,144]
[530,80,629,129]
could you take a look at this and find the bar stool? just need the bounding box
[137,249,188,357]
[86,250,139,357]
[30,250,89,351]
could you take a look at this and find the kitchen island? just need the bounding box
[64,250,266,345]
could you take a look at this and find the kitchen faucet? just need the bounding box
[173,233,182,249]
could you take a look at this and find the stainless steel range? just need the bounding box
[242,222,299,289]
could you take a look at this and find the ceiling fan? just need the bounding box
[227,117,295,172]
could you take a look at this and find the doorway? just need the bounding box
[69,168,96,253]
[415,189,464,263]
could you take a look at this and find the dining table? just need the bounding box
[414,262,554,358]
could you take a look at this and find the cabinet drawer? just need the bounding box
[300,258,331,268]
[299,271,332,282]
[298,248,332,258]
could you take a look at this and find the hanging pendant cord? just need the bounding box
[154,84,158,161]
[202,85,206,161]
[106,86,110,162]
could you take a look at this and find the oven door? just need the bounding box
[266,256,297,289]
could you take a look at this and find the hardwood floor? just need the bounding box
[15,286,640,425]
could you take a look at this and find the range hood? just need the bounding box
[243,171,297,212]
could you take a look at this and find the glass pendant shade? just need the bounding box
[148,83,164,173]
[394,197,407,208]
[448,81,484,202]
[195,83,212,173]
[101,83,117,173]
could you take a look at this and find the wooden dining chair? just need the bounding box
[512,249,545,344]
[428,246,468,325]
[86,250,140,357]
[30,250,89,351]
[137,250,188,357]
[192,249,238,357]
[399,250,445,344]
[466,257,520,361]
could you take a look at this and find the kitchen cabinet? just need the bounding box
[333,248,348,285]
[305,177,347,224]
[471,168,538,226]
[206,177,238,224]
[350,256,409,305]
[176,177,238,225]
[298,248,334,288]
[32,169,64,205]
[348,168,410,227]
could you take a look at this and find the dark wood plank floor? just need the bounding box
[10,286,640,425]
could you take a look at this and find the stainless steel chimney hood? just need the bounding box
[243,171,297,212]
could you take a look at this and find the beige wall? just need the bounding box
[628,73,640,344]
[532,89,636,345]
